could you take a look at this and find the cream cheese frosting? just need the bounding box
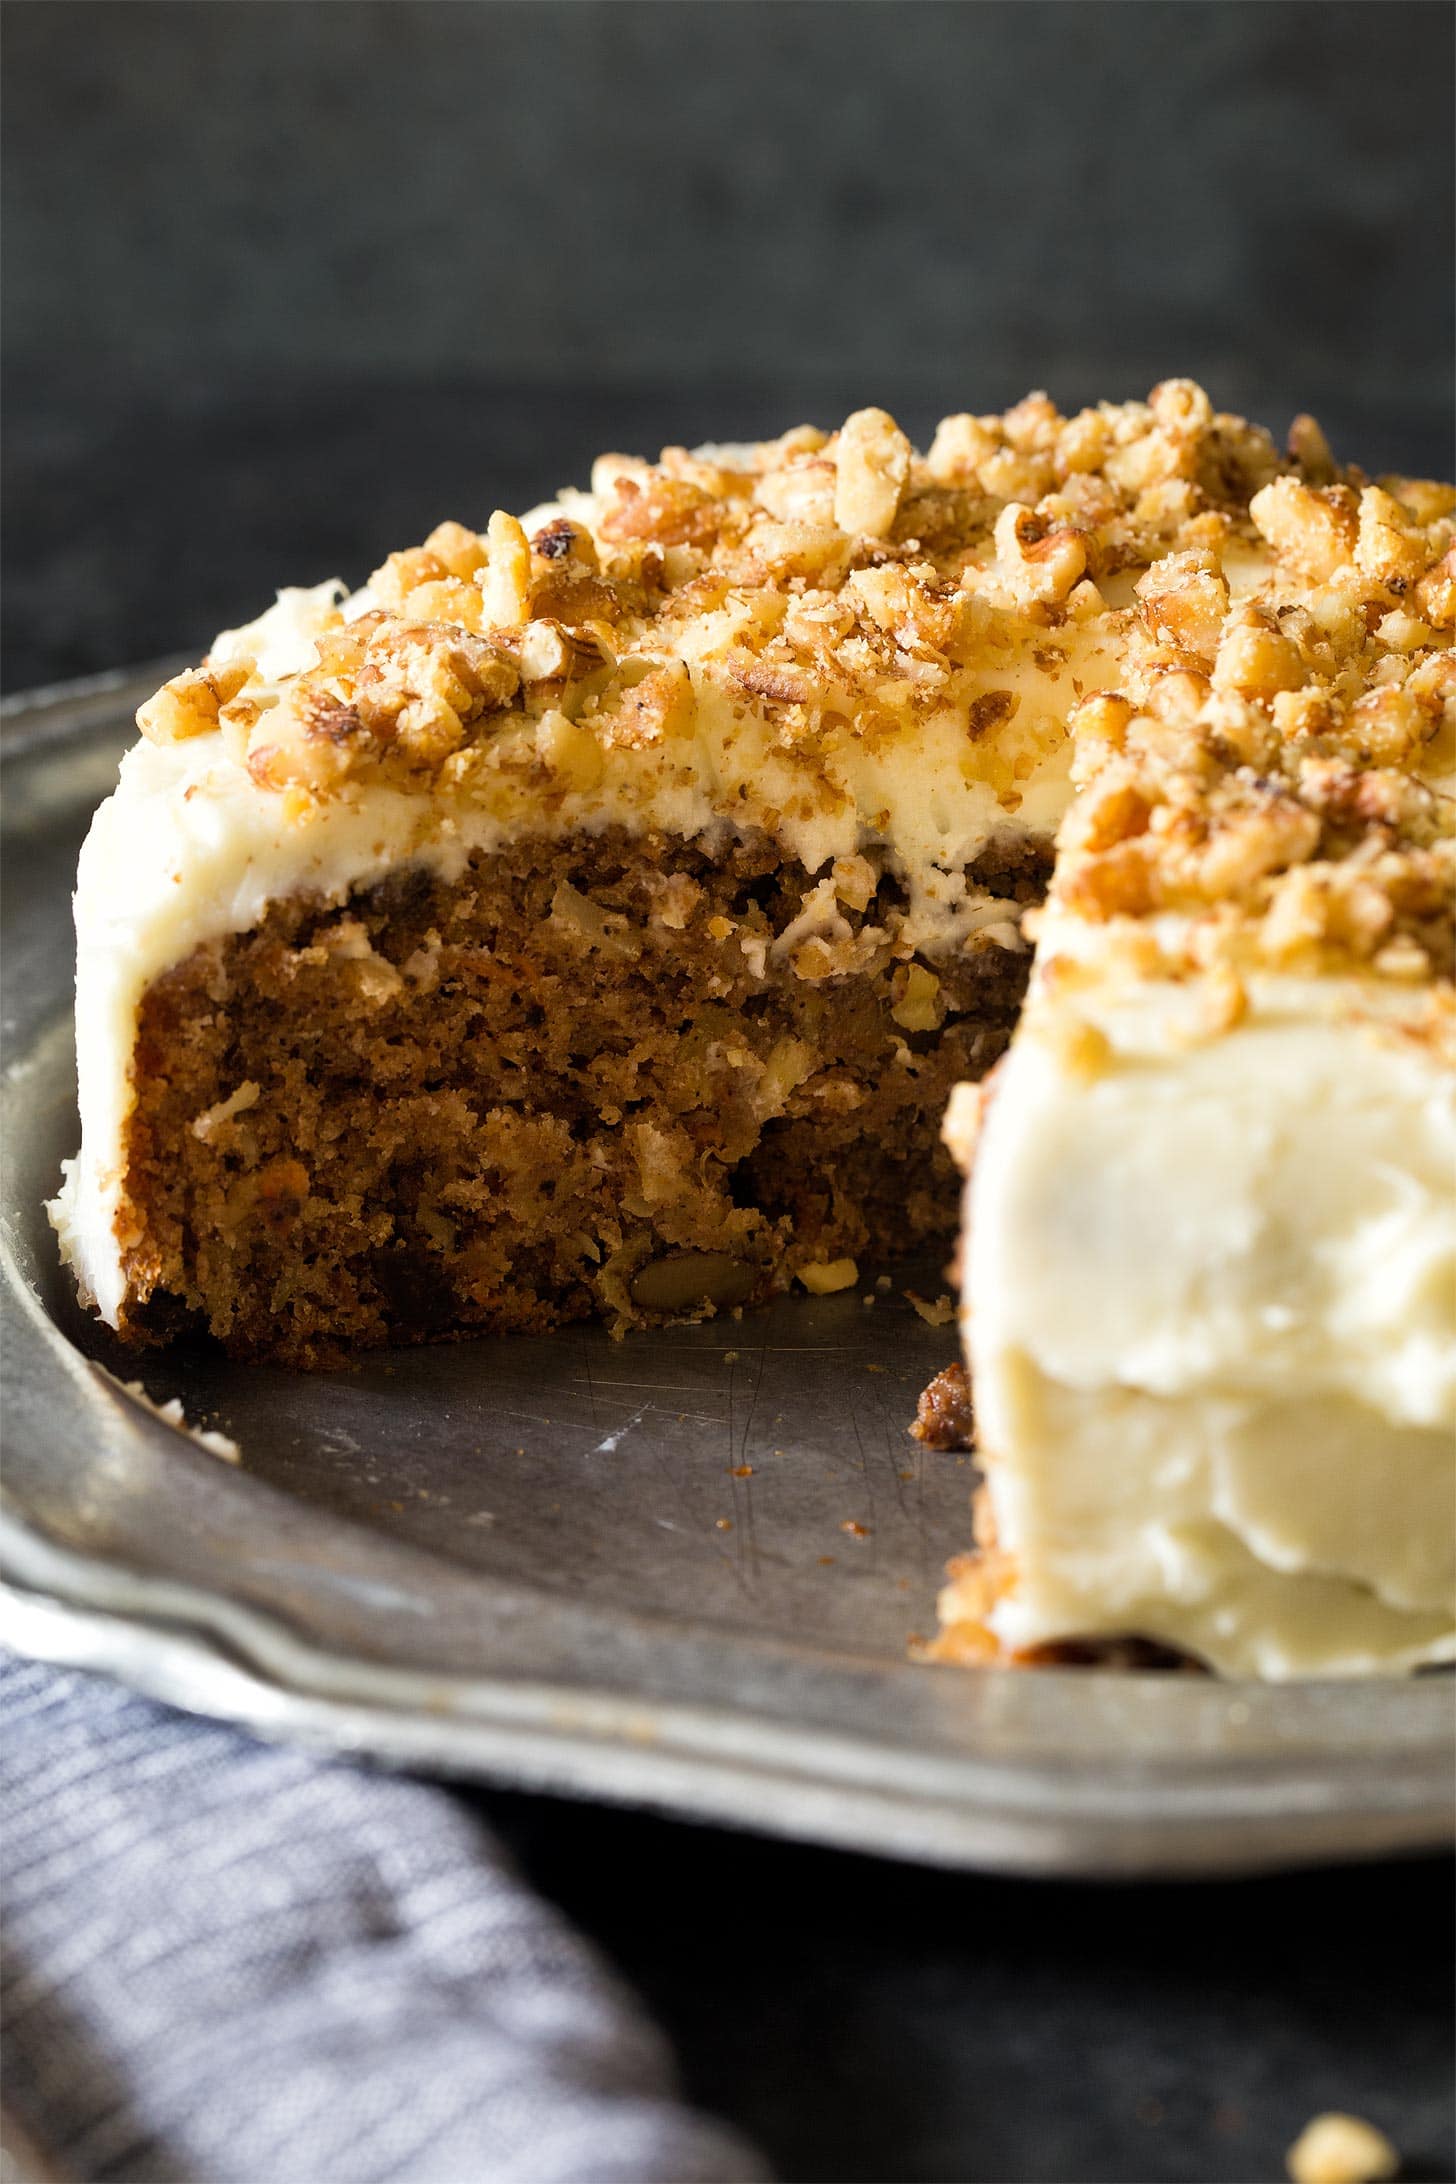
[950,959,1456,1676]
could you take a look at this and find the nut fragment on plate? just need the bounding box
[911,1360,974,1449]
[796,1258,859,1295]
[1286,2113,1399,2184]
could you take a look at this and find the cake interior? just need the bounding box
[119,826,1046,1364]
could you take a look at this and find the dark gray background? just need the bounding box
[4,6,1453,2179]
[4,0,1453,685]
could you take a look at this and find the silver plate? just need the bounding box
[3,671,1453,1878]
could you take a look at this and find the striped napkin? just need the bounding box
[1,1654,765,2183]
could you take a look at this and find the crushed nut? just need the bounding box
[1212,611,1306,700]
[482,510,533,628]
[890,962,944,1032]
[1285,2113,1398,2184]
[993,501,1087,608]
[1135,548,1230,661]
[1250,477,1358,581]
[137,660,253,744]
[833,407,912,538]
[130,376,1452,995]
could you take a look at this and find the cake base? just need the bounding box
[116,828,1045,1364]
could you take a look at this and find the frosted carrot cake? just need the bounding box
[49,382,1456,1673]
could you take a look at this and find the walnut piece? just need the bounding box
[137,660,253,744]
[833,407,911,538]
[1285,2113,1398,2184]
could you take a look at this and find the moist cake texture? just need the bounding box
[50,381,1456,1675]
[121,828,1037,1360]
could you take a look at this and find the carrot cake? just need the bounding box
[49,383,1456,1673]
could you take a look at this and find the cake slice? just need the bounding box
[934,467,1456,1677]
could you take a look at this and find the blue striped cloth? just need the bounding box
[1,1654,766,2183]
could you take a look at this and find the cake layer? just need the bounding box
[93,828,1040,1363]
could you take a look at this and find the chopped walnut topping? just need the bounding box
[134,380,1451,995]
[1148,376,1214,438]
[833,407,912,538]
[993,502,1087,609]
[601,662,694,749]
[1355,484,1430,590]
[138,660,253,744]
[423,519,489,581]
[244,617,519,790]
[1250,477,1359,581]
[482,510,533,628]
[1287,412,1337,483]
[600,474,722,549]
[1212,610,1307,700]
[1136,547,1229,661]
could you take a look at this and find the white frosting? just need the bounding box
[963,958,1456,1676]
[51,733,507,1322]
[51,583,1103,1325]
[209,580,351,682]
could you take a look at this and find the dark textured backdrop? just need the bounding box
[4,0,1453,684]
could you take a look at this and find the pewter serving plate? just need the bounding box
[3,670,1453,1877]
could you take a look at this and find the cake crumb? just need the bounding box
[905,1289,955,1327]
[722,1349,740,1363]
[911,1361,975,1449]
[1286,2114,1398,2184]
[840,1519,870,1538]
[797,1257,859,1295]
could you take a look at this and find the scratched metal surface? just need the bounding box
[4,674,1453,1877]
